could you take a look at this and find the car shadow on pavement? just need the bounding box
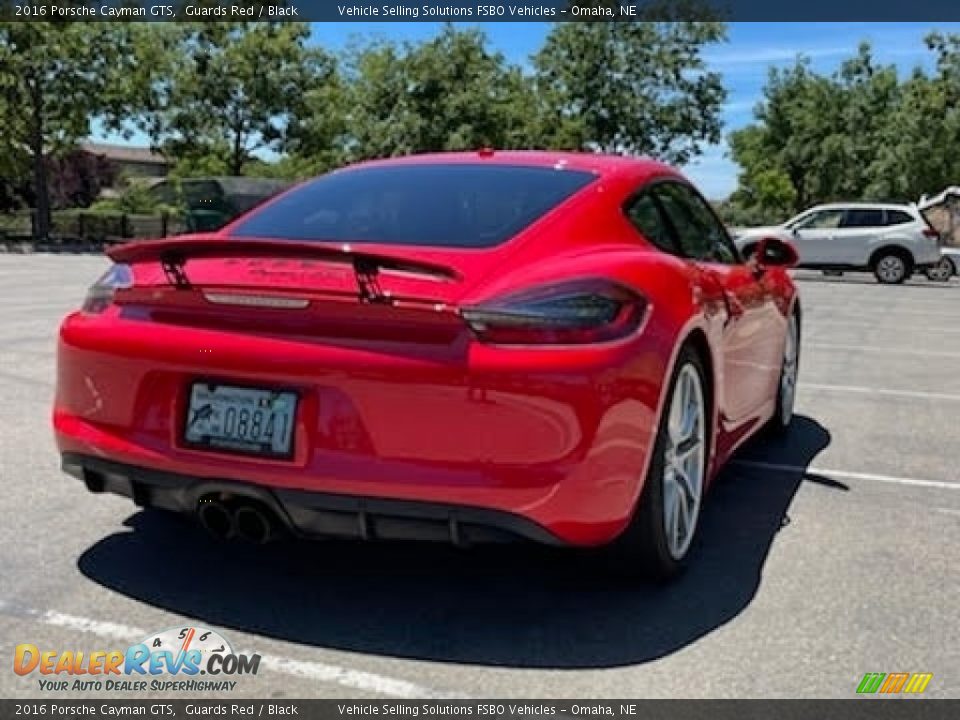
[78,415,833,669]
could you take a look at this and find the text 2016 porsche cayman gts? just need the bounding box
[54,151,800,578]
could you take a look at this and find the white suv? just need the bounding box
[734,203,941,284]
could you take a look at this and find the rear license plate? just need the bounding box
[183,382,297,458]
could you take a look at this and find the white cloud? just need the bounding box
[705,45,849,70]
[723,99,757,115]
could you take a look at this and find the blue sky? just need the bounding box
[97,22,960,199]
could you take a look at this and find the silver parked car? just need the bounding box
[734,203,942,284]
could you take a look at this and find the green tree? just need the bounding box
[728,51,897,219]
[727,124,797,224]
[292,26,538,165]
[400,25,537,153]
[727,38,960,219]
[866,33,960,200]
[0,21,149,238]
[533,16,727,163]
[133,21,333,176]
[88,178,177,216]
[834,44,901,199]
[734,59,845,214]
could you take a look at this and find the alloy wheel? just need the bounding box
[876,255,906,283]
[780,314,799,426]
[925,257,954,282]
[662,364,706,560]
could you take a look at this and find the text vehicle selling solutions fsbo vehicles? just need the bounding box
[54,151,801,579]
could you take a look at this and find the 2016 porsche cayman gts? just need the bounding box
[54,151,800,578]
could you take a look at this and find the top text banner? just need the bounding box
[5,0,960,22]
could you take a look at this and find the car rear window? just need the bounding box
[230,164,597,248]
[885,210,914,226]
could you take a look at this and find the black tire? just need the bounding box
[872,250,912,284]
[605,345,710,581]
[925,256,956,282]
[765,308,801,436]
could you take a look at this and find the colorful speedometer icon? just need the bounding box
[140,626,233,667]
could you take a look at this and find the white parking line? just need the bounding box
[733,460,958,491]
[806,343,960,359]
[809,319,960,333]
[801,382,960,402]
[0,602,464,699]
[806,307,960,319]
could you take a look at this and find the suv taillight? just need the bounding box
[922,228,941,240]
[82,264,133,314]
[461,280,647,345]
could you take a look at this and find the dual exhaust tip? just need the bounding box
[197,499,278,544]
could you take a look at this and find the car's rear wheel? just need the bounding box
[766,310,800,435]
[925,256,955,282]
[609,346,708,580]
[873,251,911,284]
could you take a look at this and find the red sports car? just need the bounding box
[54,151,800,578]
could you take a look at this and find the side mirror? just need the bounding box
[752,236,799,273]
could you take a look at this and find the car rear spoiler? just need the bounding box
[107,237,461,303]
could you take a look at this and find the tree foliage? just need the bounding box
[0,22,144,235]
[728,37,960,223]
[866,33,960,200]
[291,26,541,167]
[1,19,729,232]
[129,21,331,176]
[88,179,177,216]
[533,17,727,163]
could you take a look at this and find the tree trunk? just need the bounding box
[231,125,244,176]
[29,77,51,241]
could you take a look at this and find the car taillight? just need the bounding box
[923,228,940,239]
[82,263,133,314]
[461,280,647,345]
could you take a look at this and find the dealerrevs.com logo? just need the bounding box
[14,626,260,692]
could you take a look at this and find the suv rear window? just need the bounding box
[885,210,914,226]
[842,209,885,228]
[230,164,596,248]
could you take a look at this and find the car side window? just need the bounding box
[624,193,677,254]
[885,210,914,226]
[654,183,738,264]
[841,209,885,228]
[794,209,844,230]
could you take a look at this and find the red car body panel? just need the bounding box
[54,151,797,546]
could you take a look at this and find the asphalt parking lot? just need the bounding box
[1,255,957,699]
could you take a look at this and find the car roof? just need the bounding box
[337,150,678,180]
[805,202,917,212]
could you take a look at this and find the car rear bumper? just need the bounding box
[61,452,566,546]
[55,310,670,546]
